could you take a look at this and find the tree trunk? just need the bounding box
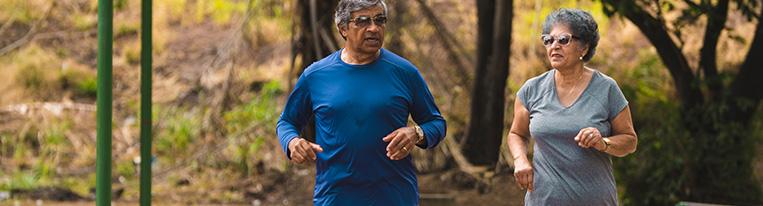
[386,0,407,56]
[461,0,512,166]
[728,6,763,124]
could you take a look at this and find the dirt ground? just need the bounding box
[2,168,526,206]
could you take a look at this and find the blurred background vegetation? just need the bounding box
[0,0,761,205]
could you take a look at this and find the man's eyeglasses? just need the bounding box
[541,33,578,47]
[349,15,387,28]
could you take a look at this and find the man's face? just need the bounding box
[340,5,386,55]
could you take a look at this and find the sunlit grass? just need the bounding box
[0,0,48,23]
[155,107,202,155]
[70,13,96,31]
[4,44,97,101]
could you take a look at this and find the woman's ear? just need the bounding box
[579,45,589,59]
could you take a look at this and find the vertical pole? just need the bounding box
[139,0,153,205]
[96,0,113,205]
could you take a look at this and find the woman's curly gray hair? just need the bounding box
[334,0,388,29]
[542,8,600,62]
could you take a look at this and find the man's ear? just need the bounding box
[338,25,347,40]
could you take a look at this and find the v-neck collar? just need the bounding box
[551,69,597,109]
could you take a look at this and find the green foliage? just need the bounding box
[14,126,41,159]
[59,177,92,197]
[613,51,763,205]
[75,76,98,98]
[16,64,48,93]
[71,13,97,31]
[191,0,247,24]
[155,107,202,155]
[615,83,689,205]
[223,80,282,134]
[613,51,690,205]
[10,45,96,99]
[0,162,54,191]
[125,43,142,65]
[681,104,763,204]
[115,0,128,11]
[0,172,39,191]
[230,138,265,176]
[60,67,98,98]
[41,119,72,158]
[33,160,52,182]
[223,80,282,175]
[163,0,188,18]
[115,22,139,38]
[116,160,136,178]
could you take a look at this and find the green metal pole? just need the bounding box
[96,0,113,205]
[139,0,153,205]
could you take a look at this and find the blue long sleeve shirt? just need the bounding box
[276,48,447,205]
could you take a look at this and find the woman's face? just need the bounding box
[544,24,587,70]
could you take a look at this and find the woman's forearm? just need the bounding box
[507,133,530,162]
[601,133,637,157]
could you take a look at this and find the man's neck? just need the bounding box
[341,48,380,65]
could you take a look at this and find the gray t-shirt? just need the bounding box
[517,69,628,206]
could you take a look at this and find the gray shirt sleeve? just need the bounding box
[605,78,628,120]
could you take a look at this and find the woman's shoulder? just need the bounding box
[522,70,554,89]
[518,70,555,102]
[591,69,621,88]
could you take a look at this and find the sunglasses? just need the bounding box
[349,15,387,28]
[541,33,579,47]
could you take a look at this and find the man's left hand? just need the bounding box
[382,127,418,160]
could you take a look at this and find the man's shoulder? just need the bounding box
[303,50,342,77]
[379,49,418,73]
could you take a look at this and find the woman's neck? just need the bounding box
[341,48,380,65]
[555,65,587,87]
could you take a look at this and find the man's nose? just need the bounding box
[366,22,381,32]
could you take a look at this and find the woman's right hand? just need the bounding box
[513,157,534,191]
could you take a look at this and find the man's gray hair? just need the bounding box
[542,8,600,62]
[334,0,388,29]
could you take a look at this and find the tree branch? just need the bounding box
[699,0,729,97]
[309,0,324,58]
[602,0,704,107]
[414,0,473,86]
[682,0,708,13]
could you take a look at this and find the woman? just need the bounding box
[507,8,638,205]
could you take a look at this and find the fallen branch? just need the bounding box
[0,1,55,56]
[0,16,16,35]
[1,102,96,116]
[444,137,488,175]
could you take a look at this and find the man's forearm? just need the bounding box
[418,118,446,149]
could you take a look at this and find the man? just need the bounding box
[276,0,447,205]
